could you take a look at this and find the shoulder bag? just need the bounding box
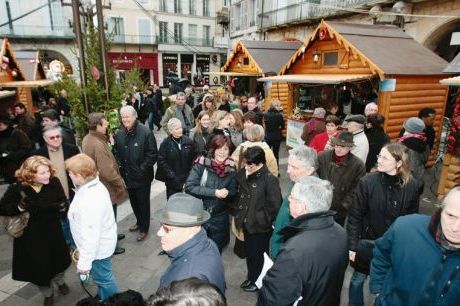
[2,190,30,238]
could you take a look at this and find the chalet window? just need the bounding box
[323,52,338,66]
[243,57,249,65]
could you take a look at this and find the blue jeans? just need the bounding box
[349,270,367,306]
[91,257,118,300]
[60,216,75,249]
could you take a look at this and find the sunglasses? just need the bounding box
[47,135,61,140]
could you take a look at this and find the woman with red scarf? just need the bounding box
[184,135,237,253]
[308,115,341,153]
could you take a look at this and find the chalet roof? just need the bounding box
[223,40,302,74]
[444,52,460,73]
[0,39,26,80]
[282,21,448,78]
[14,51,46,81]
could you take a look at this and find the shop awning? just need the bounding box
[204,71,262,77]
[440,76,460,86]
[257,74,374,84]
[0,79,55,88]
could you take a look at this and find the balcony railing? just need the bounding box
[260,0,385,29]
[109,34,157,45]
[0,25,74,39]
[158,36,213,47]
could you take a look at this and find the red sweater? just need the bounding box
[308,131,330,153]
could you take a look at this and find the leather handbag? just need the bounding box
[2,190,30,238]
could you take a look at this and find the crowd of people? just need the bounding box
[0,84,459,306]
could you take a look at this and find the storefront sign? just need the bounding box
[286,119,306,148]
[379,79,396,92]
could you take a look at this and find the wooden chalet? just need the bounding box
[260,20,450,158]
[219,40,301,105]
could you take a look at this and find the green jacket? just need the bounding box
[270,182,294,260]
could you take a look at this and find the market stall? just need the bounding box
[0,39,54,115]
[437,54,460,198]
[218,40,301,107]
[259,20,450,158]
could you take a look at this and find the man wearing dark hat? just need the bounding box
[154,193,225,293]
[344,114,369,163]
[317,132,366,226]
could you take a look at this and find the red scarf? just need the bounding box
[398,132,426,144]
[333,151,349,165]
[211,159,229,177]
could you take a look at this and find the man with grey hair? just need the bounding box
[301,107,326,145]
[114,105,158,241]
[258,176,349,306]
[270,146,318,259]
[364,102,378,117]
[369,186,460,306]
[34,124,80,248]
[160,92,194,136]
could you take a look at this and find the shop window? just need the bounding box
[323,52,338,66]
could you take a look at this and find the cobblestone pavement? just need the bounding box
[0,128,440,306]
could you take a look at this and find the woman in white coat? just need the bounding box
[65,153,118,301]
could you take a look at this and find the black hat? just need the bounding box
[331,132,354,147]
[153,193,210,227]
[344,114,366,125]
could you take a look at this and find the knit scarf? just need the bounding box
[397,132,426,144]
[435,223,460,252]
[333,151,349,165]
[211,159,230,178]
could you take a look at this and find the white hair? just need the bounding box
[292,176,333,213]
[365,102,378,113]
[313,107,326,118]
[442,186,460,209]
[167,118,182,132]
[119,105,138,118]
[289,146,318,169]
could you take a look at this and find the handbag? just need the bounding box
[2,190,30,238]
[350,239,375,275]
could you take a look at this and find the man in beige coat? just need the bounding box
[82,112,128,255]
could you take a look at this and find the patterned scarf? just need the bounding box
[397,132,426,144]
[435,223,460,252]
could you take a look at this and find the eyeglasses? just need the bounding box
[377,154,395,162]
[47,135,61,140]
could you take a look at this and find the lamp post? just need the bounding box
[95,0,110,102]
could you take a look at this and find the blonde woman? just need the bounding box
[229,109,244,147]
[232,124,279,176]
[193,93,216,118]
[66,153,119,301]
[0,156,71,306]
[189,111,212,155]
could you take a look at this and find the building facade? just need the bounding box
[228,0,460,62]
[0,0,231,88]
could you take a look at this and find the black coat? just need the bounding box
[365,127,389,172]
[257,211,348,306]
[33,143,80,200]
[0,127,32,183]
[347,172,421,251]
[190,129,212,156]
[114,121,158,188]
[184,158,237,211]
[232,165,282,234]
[317,151,366,219]
[157,135,196,187]
[144,95,156,113]
[0,178,71,286]
[263,110,284,141]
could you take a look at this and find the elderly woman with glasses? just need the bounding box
[346,143,421,306]
[0,156,71,306]
[66,153,119,301]
[157,118,196,199]
[231,146,282,292]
